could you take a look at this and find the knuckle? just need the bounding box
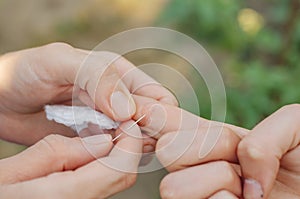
[237,139,266,161]
[102,64,119,80]
[211,126,235,140]
[215,161,236,184]
[118,173,137,189]
[38,134,67,160]
[214,126,234,144]
[91,51,122,67]
[160,175,177,199]
[219,127,239,153]
[221,126,234,138]
[168,96,179,107]
[43,42,73,51]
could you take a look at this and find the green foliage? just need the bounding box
[159,0,300,128]
[159,0,245,50]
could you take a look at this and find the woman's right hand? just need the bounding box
[0,120,143,199]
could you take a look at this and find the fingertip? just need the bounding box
[104,121,143,173]
[80,134,113,158]
[118,120,142,139]
[243,179,264,199]
[110,91,136,121]
[160,174,177,199]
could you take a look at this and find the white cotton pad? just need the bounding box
[45,105,119,133]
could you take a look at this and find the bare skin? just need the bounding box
[0,42,177,145]
[0,43,177,198]
[156,104,300,199]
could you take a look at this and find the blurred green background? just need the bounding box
[0,0,299,198]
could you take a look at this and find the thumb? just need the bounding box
[237,105,300,199]
[0,134,113,184]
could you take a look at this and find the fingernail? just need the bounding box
[210,193,234,199]
[82,134,112,149]
[244,179,264,199]
[111,91,135,120]
[141,104,166,137]
[143,144,155,153]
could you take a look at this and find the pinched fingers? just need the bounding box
[73,48,178,121]
[112,56,178,106]
[75,49,178,106]
[132,95,206,139]
[71,50,136,121]
[64,120,143,198]
[132,95,249,139]
[33,44,154,121]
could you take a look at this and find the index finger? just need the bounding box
[113,57,178,106]
[156,126,241,172]
[75,49,178,106]
[133,95,249,139]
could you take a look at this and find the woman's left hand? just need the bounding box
[0,43,177,145]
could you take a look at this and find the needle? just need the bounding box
[112,114,146,142]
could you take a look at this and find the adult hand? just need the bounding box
[238,104,300,199]
[132,95,246,198]
[0,121,143,199]
[131,95,247,139]
[0,43,177,145]
[156,126,243,199]
[156,104,300,198]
